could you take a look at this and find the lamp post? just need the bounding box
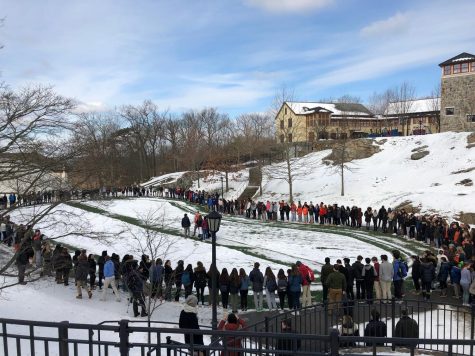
[206,210,222,331]
[419,118,423,135]
[220,176,224,199]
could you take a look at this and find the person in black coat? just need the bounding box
[364,309,387,346]
[174,260,185,302]
[411,256,421,294]
[178,295,204,347]
[97,250,107,289]
[181,214,191,238]
[126,261,147,317]
[420,258,435,300]
[394,309,419,345]
[88,254,97,289]
[16,241,34,284]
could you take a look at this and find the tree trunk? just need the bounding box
[225,171,229,192]
[340,162,344,196]
[287,151,293,203]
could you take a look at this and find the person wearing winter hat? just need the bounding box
[179,295,204,347]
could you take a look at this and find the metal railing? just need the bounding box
[1,299,474,356]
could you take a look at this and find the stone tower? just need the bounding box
[439,52,475,132]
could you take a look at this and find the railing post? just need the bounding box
[58,321,69,356]
[264,316,269,354]
[118,319,129,356]
[324,301,329,353]
[329,328,339,356]
[391,297,396,351]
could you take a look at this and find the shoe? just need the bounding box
[141,311,148,317]
[76,295,82,299]
[19,281,27,285]
[88,291,92,299]
[134,313,140,317]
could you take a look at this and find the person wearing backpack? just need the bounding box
[392,250,407,301]
[219,268,230,309]
[182,264,194,298]
[249,262,264,312]
[229,268,241,313]
[277,269,288,310]
[193,261,207,305]
[264,267,278,310]
[239,268,250,311]
[361,258,376,304]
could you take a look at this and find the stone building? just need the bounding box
[275,101,378,143]
[439,52,475,132]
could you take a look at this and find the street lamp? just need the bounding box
[207,210,222,331]
[220,176,224,200]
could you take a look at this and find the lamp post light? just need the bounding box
[220,176,224,199]
[206,210,222,331]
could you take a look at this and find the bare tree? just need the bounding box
[428,84,441,133]
[391,82,416,136]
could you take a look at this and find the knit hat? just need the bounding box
[185,295,198,308]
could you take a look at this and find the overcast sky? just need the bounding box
[1,0,474,116]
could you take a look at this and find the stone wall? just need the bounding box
[440,73,475,132]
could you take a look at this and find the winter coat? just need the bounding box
[379,261,394,282]
[325,271,347,290]
[362,265,376,283]
[411,260,421,280]
[437,261,450,283]
[88,258,97,275]
[127,270,144,293]
[461,268,472,286]
[150,264,164,283]
[298,263,313,286]
[288,274,302,292]
[229,278,241,294]
[320,263,334,286]
[364,320,387,346]
[193,266,208,288]
[75,255,89,282]
[181,216,191,228]
[104,260,115,278]
[249,268,264,292]
[217,319,246,356]
[17,245,34,265]
[98,251,107,273]
[352,261,364,280]
[174,263,184,284]
[450,265,461,284]
[394,316,419,341]
[240,275,250,290]
[58,252,72,270]
[420,262,435,283]
[179,310,203,345]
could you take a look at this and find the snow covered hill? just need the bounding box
[145,132,474,221]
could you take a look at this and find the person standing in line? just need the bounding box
[352,256,365,300]
[181,214,191,238]
[379,255,394,303]
[239,268,250,311]
[296,261,314,308]
[321,257,334,304]
[97,250,107,290]
[229,268,241,314]
[249,262,264,312]
[264,267,278,310]
[193,261,207,306]
[362,258,376,304]
[289,264,303,311]
[277,269,288,311]
[75,250,92,299]
[372,257,382,301]
[325,264,347,314]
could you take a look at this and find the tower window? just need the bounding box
[453,64,461,74]
[445,107,454,116]
[461,63,469,73]
[443,65,451,75]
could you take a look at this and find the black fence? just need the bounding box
[1,299,475,356]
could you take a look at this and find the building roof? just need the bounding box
[439,52,475,67]
[386,98,440,116]
[285,101,373,116]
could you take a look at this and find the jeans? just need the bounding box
[266,291,277,310]
[253,291,263,310]
[278,291,286,309]
[461,284,470,304]
[240,289,248,310]
[291,291,301,309]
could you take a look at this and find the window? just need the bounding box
[461,63,469,73]
[467,114,475,122]
[308,132,315,142]
[284,107,287,115]
[287,133,292,143]
[444,65,451,75]
[453,64,461,74]
[280,134,284,143]
[306,116,315,127]
[288,118,292,128]
[472,62,475,72]
[445,107,454,116]
[280,120,284,129]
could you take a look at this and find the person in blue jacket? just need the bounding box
[100,256,121,302]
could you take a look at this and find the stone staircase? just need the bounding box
[236,166,262,201]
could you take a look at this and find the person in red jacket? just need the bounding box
[296,261,314,307]
[218,312,246,356]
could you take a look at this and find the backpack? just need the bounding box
[277,278,287,292]
[306,268,315,283]
[397,261,408,278]
[266,278,277,293]
[181,271,191,286]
